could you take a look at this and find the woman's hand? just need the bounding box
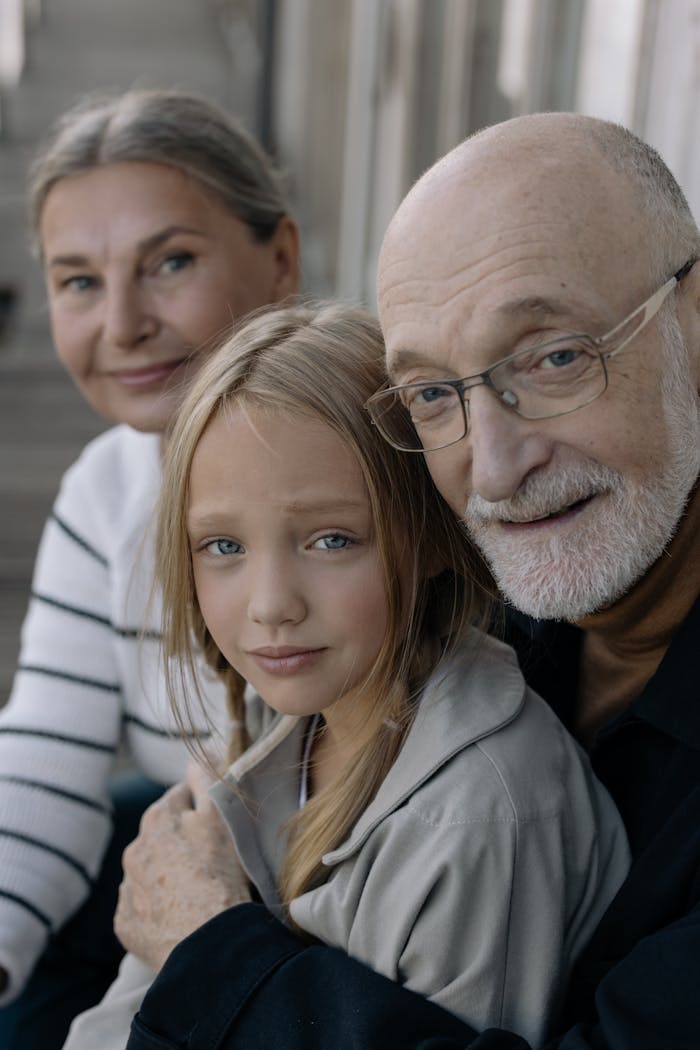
[115,762,252,971]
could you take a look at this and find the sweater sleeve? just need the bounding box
[0,443,123,1003]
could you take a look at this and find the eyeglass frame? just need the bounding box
[366,257,697,453]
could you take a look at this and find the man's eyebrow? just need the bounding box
[46,225,206,268]
[493,295,567,318]
[386,347,434,379]
[387,296,579,379]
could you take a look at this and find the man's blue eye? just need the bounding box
[545,349,579,368]
[418,386,450,403]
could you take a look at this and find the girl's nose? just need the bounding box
[247,560,307,627]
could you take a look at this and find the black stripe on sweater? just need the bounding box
[50,511,108,568]
[124,713,212,740]
[18,664,120,693]
[114,626,162,641]
[0,774,111,816]
[0,829,94,887]
[0,727,115,754]
[31,591,112,628]
[0,890,52,930]
[31,591,163,642]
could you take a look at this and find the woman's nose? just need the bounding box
[102,280,157,348]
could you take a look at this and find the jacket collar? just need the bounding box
[508,593,700,754]
[323,631,525,865]
[211,631,525,891]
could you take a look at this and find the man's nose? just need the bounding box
[102,280,157,348]
[247,558,306,627]
[467,386,554,502]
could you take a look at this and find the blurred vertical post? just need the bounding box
[0,0,25,135]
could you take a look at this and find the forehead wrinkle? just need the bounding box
[382,230,577,310]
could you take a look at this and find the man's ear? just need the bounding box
[269,215,301,302]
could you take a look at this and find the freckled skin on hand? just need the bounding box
[115,763,252,972]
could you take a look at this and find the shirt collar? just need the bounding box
[621,592,700,752]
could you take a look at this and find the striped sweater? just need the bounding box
[0,425,228,1004]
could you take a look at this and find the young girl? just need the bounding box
[66,302,629,1048]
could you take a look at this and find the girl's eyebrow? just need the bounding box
[280,497,367,514]
[188,497,367,531]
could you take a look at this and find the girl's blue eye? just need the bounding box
[313,534,352,551]
[205,538,243,556]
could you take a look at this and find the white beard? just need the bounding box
[463,316,700,621]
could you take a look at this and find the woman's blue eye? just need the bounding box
[161,252,194,274]
[64,275,96,292]
[205,538,242,556]
[313,534,352,551]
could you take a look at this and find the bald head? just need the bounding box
[378,113,700,386]
[380,114,699,304]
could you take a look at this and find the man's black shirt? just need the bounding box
[128,601,700,1050]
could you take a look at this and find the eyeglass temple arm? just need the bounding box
[603,258,696,358]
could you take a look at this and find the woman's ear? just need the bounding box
[270,215,301,302]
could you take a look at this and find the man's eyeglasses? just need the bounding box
[366,258,696,453]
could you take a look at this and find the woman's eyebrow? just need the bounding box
[137,225,207,252]
[45,226,207,269]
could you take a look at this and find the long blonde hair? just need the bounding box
[155,302,494,916]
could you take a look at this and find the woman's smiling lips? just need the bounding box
[247,646,327,675]
[108,358,189,388]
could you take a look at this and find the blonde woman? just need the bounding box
[67,303,629,1049]
[0,87,299,1048]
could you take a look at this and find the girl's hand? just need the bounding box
[114,762,251,971]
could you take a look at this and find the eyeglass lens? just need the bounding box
[374,338,608,451]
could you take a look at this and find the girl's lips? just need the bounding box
[109,359,187,388]
[248,648,326,675]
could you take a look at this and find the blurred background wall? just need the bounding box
[263,0,700,304]
[0,0,699,695]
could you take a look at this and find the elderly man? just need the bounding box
[120,114,700,1050]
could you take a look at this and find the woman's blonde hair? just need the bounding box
[28,87,289,254]
[155,301,494,916]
